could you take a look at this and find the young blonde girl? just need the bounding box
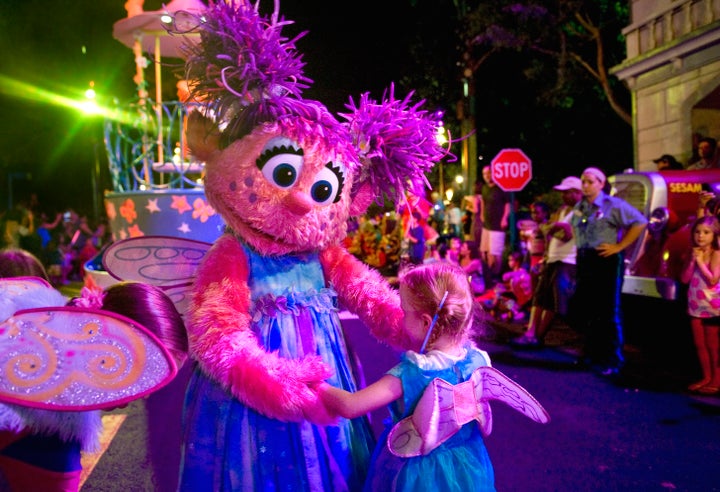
[680,215,720,395]
[319,262,496,491]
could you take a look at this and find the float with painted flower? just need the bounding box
[85,0,225,287]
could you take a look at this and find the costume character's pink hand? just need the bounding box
[302,382,339,426]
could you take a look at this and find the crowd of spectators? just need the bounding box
[344,196,537,323]
[653,134,719,171]
[0,195,111,287]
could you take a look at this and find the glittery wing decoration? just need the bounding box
[102,236,212,317]
[387,366,549,457]
[0,307,178,411]
[472,366,550,435]
[340,84,450,208]
[0,276,53,297]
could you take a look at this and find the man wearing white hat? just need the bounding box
[512,176,582,348]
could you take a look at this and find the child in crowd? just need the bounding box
[458,239,485,296]
[476,251,532,322]
[43,236,65,287]
[424,241,450,264]
[0,247,187,491]
[317,262,549,492]
[446,235,462,264]
[407,211,427,265]
[680,215,720,395]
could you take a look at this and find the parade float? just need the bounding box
[105,0,222,242]
[85,0,223,286]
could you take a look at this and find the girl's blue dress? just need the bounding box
[179,242,375,491]
[364,345,496,492]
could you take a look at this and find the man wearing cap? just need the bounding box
[653,154,684,171]
[569,167,647,378]
[512,176,582,348]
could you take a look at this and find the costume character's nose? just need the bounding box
[283,190,314,216]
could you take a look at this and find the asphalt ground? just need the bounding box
[479,318,720,492]
[72,308,720,492]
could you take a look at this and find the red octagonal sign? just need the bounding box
[490,148,532,192]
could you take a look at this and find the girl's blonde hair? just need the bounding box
[398,262,475,349]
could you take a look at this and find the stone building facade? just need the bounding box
[611,0,720,170]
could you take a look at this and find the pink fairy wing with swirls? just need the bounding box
[388,365,550,457]
[0,276,53,297]
[387,377,448,458]
[102,236,212,317]
[103,236,212,288]
[472,366,550,436]
[0,306,178,411]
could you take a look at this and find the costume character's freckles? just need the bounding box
[229,181,237,191]
[244,177,253,187]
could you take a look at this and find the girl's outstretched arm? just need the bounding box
[318,375,402,420]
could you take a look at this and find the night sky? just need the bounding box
[0,0,437,214]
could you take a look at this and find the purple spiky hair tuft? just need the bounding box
[171,0,313,141]
[340,84,449,207]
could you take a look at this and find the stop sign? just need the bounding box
[490,148,532,192]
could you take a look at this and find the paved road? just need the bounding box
[77,312,720,491]
[482,321,720,492]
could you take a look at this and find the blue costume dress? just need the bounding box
[364,345,496,492]
[179,242,375,491]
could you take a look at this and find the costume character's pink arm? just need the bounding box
[188,235,332,422]
[320,245,408,351]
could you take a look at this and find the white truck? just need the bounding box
[608,168,720,372]
[610,168,720,300]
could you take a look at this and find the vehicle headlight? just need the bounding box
[647,207,669,234]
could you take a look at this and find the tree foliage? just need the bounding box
[395,1,635,204]
[458,0,631,124]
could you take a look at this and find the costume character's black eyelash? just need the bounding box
[327,162,345,202]
[256,145,304,170]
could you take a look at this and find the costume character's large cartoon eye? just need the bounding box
[257,137,304,189]
[311,163,345,205]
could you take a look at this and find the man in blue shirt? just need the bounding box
[570,167,647,377]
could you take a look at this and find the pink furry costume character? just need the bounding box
[166,1,446,490]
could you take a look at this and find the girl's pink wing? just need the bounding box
[0,276,52,295]
[102,236,213,317]
[0,306,178,411]
[387,366,550,457]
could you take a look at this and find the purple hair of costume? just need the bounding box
[175,0,314,142]
[172,0,448,208]
[340,85,449,205]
